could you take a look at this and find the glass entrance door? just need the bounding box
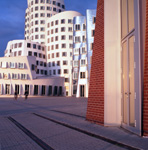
[122,36,135,127]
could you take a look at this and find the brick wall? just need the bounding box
[143,0,148,136]
[86,0,104,125]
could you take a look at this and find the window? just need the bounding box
[40,0,45,3]
[49,62,51,67]
[40,53,43,58]
[35,35,39,39]
[57,2,60,7]
[52,53,54,58]
[69,35,73,40]
[52,62,55,66]
[40,27,45,31]
[55,36,58,41]
[18,43,22,47]
[55,44,59,49]
[34,52,37,56]
[10,62,15,68]
[12,73,18,79]
[82,47,86,53]
[68,27,72,32]
[38,45,41,50]
[73,72,78,79]
[93,17,96,24]
[55,28,58,33]
[75,36,81,43]
[51,29,54,34]
[92,30,95,37]
[82,35,86,42]
[56,52,59,57]
[35,13,38,18]
[63,61,67,65]
[68,19,73,24]
[62,44,66,48]
[83,24,86,30]
[57,61,60,66]
[35,28,38,32]
[80,72,85,78]
[27,43,31,48]
[55,20,58,25]
[21,74,27,80]
[28,51,32,56]
[35,6,38,11]
[36,61,39,65]
[32,64,35,70]
[51,21,54,26]
[90,43,94,50]
[44,62,46,67]
[75,24,80,30]
[61,19,65,24]
[35,0,38,4]
[53,70,56,75]
[41,35,45,39]
[18,51,22,56]
[53,8,56,11]
[48,54,50,59]
[61,27,65,32]
[69,44,73,49]
[61,35,66,40]
[65,78,69,82]
[74,61,78,67]
[40,20,45,24]
[64,69,68,74]
[58,69,61,74]
[62,52,67,56]
[62,5,65,9]
[40,61,43,66]
[53,1,56,5]
[35,21,38,25]
[33,44,36,49]
[18,63,24,69]
[49,70,52,76]
[40,6,45,10]
[81,59,86,66]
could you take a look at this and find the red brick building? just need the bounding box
[86,0,147,136]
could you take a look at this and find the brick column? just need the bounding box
[143,0,148,136]
[86,0,104,125]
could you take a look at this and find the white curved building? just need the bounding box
[25,0,65,44]
[4,40,47,77]
[46,11,82,96]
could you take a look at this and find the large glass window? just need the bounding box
[121,0,135,38]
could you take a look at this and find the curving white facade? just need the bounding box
[25,0,65,44]
[46,11,82,96]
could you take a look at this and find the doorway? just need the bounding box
[41,85,46,95]
[122,36,135,128]
[15,84,19,95]
[34,85,38,95]
[80,85,85,97]
[5,84,10,95]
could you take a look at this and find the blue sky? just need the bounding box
[0,0,97,57]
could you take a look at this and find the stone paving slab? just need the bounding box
[36,109,148,150]
[0,97,148,150]
[12,113,126,150]
[0,117,42,150]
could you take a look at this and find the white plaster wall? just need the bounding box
[104,0,121,126]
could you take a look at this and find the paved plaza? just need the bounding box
[0,96,148,150]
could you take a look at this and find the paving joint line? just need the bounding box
[7,116,54,150]
[50,110,85,119]
[33,113,142,150]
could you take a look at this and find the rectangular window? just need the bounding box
[81,59,86,66]
[64,69,68,74]
[61,19,65,24]
[27,43,31,48]
[62,52,67,56]
[28,51,32,56]
[80,72,85,78]
[57,61,60,66]
[33,44,36,49]
[61,27,65,32]
[75,24,80,31]
[58,69,61,74]
[62,44,66,48]
[63,61,67,65]
[18,63,24,69]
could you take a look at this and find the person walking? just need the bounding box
[14,91,18,100]
[24,90,28,100]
